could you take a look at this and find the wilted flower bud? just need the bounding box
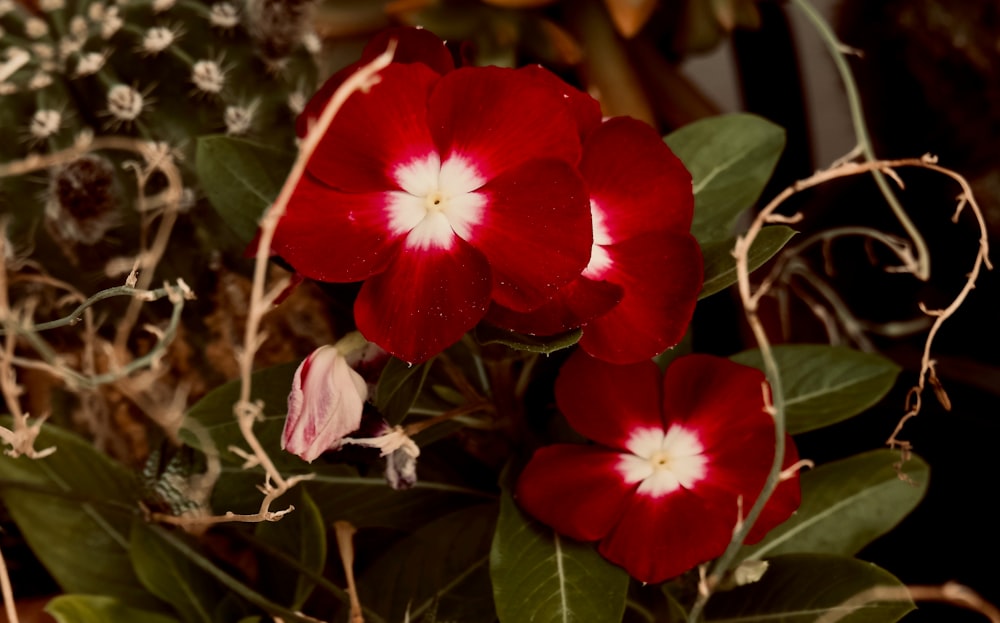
[385,442,418,490]
[341,423,421,491]
[283,342,368,463]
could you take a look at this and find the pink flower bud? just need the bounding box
[282,344,368,463]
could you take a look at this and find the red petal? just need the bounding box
[297,62,355,138]
[427,66,582,180]
[516,65,603,140]
[305,63,440,193]
[664,356,802,545]
[516,445,634,542]
[555,350,665,451]
[599,488,734,583]
[359,26,454,74]
[660,355,777,514]
[353,240,491,364]
[484,277,623,336]
[746,436,802,543]
[662,355,770,451]
[579,232,702,364]
[472,159,592,311]
[582,117,694,242]
[298,27,453,137]
[271,174,401,282]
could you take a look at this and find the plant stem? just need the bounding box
[790,0,930,280]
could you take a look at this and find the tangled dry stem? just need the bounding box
[688,154,991,623]
[334,520,364,623]
[812,582,1000,623]
[159,40,399,529]
[0,231,56,461]
[0,132,194,437]
[0,540,17,623]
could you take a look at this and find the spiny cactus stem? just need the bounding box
[123,0,213,24]
[28,90,69,151]
[122,22,189,63]
[82,69,154,138]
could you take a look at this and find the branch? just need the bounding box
[814,582,1000,623]
[222,41,398,518]
[687,154,991,622]
[791,0,931,281]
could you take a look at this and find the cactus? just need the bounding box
[0,0,317,282]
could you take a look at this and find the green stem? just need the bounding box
[686,339,787,623]
[790,0,930,280]
[8,285,187,389]
[0,285,177,335]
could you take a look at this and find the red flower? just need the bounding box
[486,73,702,364]
[271,28,593,364]
[516,351,801,584]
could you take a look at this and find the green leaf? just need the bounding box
[134,523,319,623]
[179,361,301,471]
[490,478,628,623]
[46,595,180,623]
[309,474,497,530]
[740,450,928,561]
[212,467,496,531]
[359,504,499,622]
[730,345,901,434]
[195,135,294,243]
[700,226,796,299]
[665,114,785,245]
[375,357,433,425]
[474,324,582,354]
[704,553,913,622]
[255,487,327,610]
[0,417,162,609]
[130,520,227,623]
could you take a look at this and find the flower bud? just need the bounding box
[282,343,367,462]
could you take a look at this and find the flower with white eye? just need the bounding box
[269,28,594,364]
[516,351,802,584]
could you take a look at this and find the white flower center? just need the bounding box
[618,425,707,497]
[387,153,486,250]
[582,200,613,278]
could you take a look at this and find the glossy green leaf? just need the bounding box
[700,225,796,299]
[46,595,180,623]
[730,345,901,434]
[0,417,161,609]
[132,523,320,623]
[359,504,499,622]
[474,324,582,354]
[195,135,294,243]
[665,114,785,245]
[741,450,928,561]
[179,361,300,471]
[704,553,913,622]
[491,482,628,623]
[130,520,227,623]
[255,487,327,610]
[375,357,433,425]
[212,467,496,531]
